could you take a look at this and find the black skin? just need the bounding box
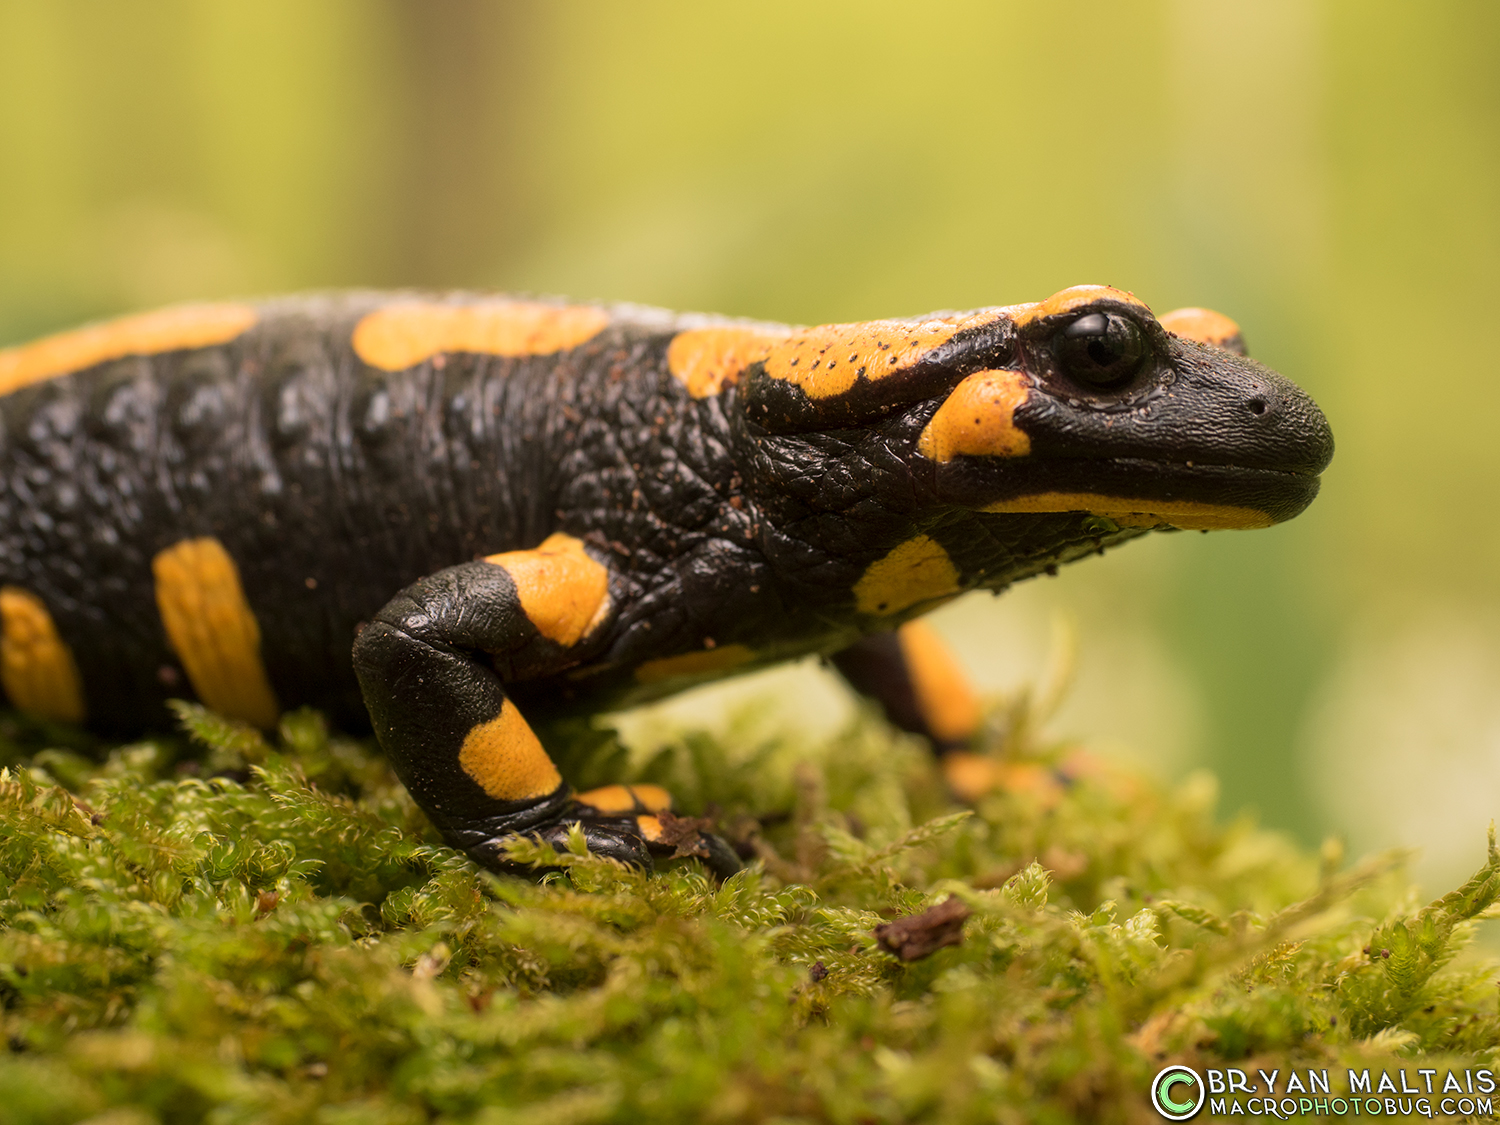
[0,291,1333,876]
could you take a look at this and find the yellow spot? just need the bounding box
[1159,307,1244,351]
[485,532,610,647]
[0,303,258,397]
[897,620,980,744]
[1009,285,1151,328]
[757,311,1002,400]
[635,814,664,842]
[152,537,280,729]
[634,644,755,684]
[352,299,609,371]
[666,325,792,398]
[575,783,673,814]
[917,370,1032,462]
[853,536,961,616]
[457,700,562,801]
[982,493,1272,530]
[0,587,85,724]
[941,752,1001,803]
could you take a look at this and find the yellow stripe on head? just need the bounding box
[457,700,563,801]
[0,587,85,724]
[755,311,1000,400]
[153,537,280,728]
[981,492,1272,530]
[352,300,609,371]
[0,303,258,397]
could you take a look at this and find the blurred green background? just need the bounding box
[1,0,1497,889]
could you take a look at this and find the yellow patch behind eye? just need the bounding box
[756,311,1002,400]
[153,537,280,729]
[854,536,961,617]
[666,325,792,398]
[485,532,610,647]
[0,587,85,724]
[982,492,1272,530]
[917,369,1031,462]
[0,303,258,397]
[457,700,563,801]
[352,300,609,371]
[1009,285,1150,328]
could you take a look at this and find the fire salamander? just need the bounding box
[0,286,1332,876]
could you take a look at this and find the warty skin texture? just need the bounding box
[0,287,1333,873]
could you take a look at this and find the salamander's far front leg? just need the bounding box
[351,534,740,878]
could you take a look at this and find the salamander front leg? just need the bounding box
[832,620,1002,801]
[351,534,739,877]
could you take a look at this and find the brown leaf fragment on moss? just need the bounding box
[873,895,972,961]
[653,809,716,859]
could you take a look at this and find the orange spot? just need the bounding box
[1009,285,1150,328]
[153,538,280,729]
[897,620,980,744]
[635,814,665,842]
[853,536,961,616]
[352,299,609,371]
[485,533,610,647]
[981,492,1272,530]
[942,752,1001,803]
[0,587,85,724]
[0,303,258,396]
[457,700,562,801]
[917,370,1032,462]
[634,644,755,684]
[667,325,791,397]
[1159,307,1245,353]
[574,783,672,815]
[757,311,1002,400]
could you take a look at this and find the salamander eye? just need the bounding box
[1053,312,1148,389]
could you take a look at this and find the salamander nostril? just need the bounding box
[1248,397,1268,416]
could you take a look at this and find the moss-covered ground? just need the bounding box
[3,680,1499,1124]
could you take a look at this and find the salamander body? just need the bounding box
[0,286,1333,874]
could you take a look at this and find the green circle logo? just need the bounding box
[1151,1065,1204,1120]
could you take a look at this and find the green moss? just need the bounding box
[1,697,1498,1123]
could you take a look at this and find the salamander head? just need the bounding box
[735,284,1333,534]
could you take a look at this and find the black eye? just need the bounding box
[1054,312,1148,389]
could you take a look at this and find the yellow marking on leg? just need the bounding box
[0,587,85,724]
[1009,285,1151,328]
[152,537,279,729]
[941,752,1000,803]
[981,492,1272,530]
[853,536,961,617]
[485,532,610,647]
[0,303,258,397]
[1159,307,1246,354]
[635,814,664,842]
[917,370,1032,462]
[897,620,980,744]
[458,700,563,801]
[352,300,609,371]
[756,311,1004,400]
[634,644,755,685]
[575,783,673,815]
[666,325,791,398]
